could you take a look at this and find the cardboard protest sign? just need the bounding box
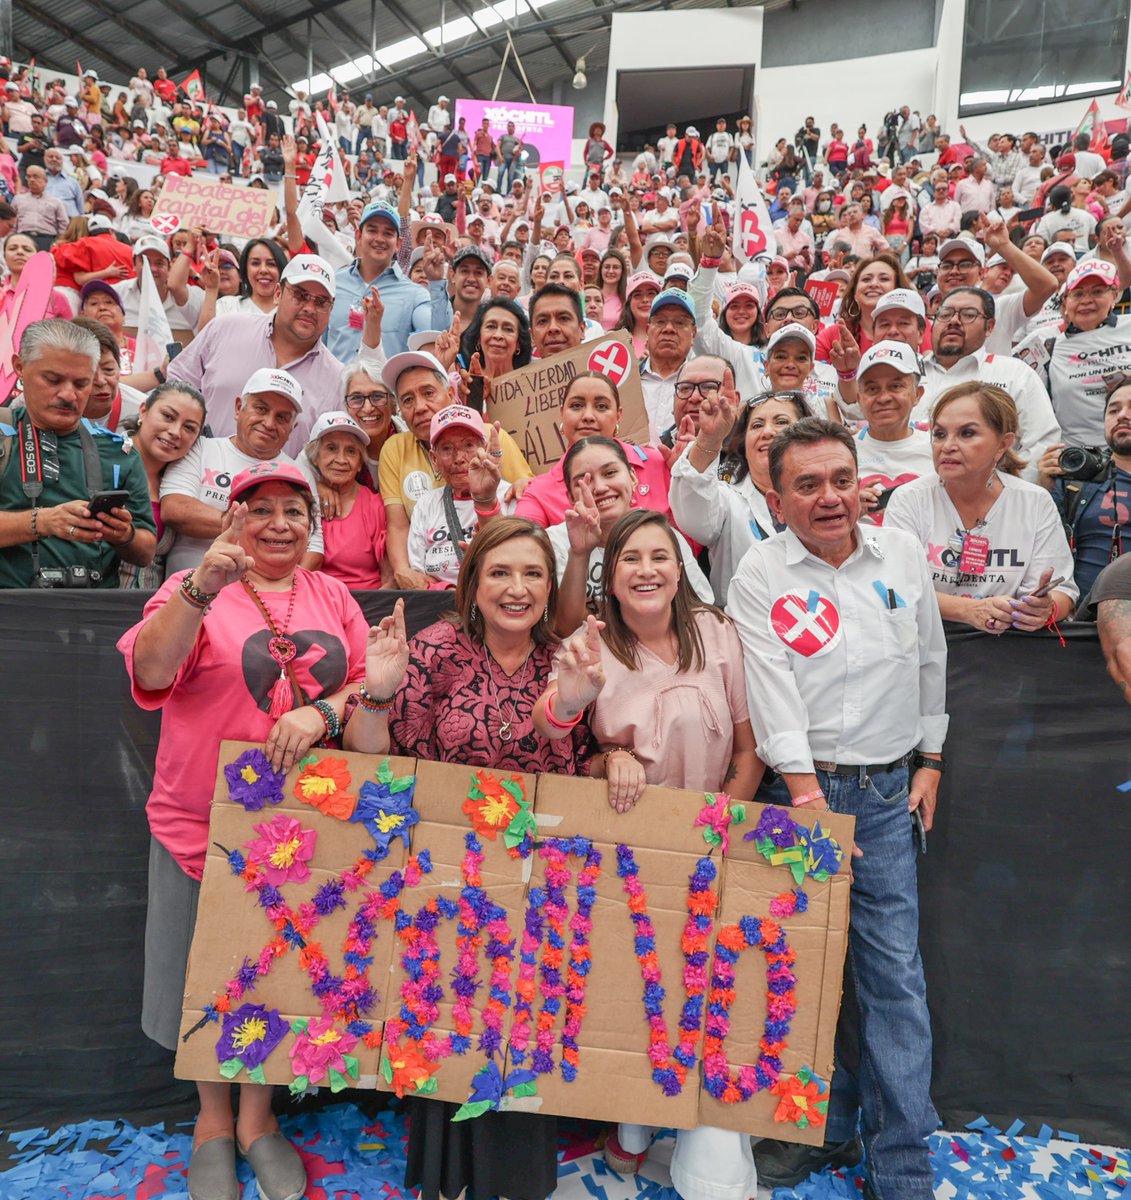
[486,332,649,475]
[152,174,276,240]
[805,278,840,319]
[178,743,853,1143]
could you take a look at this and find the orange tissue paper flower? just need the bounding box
[294,756,357,819]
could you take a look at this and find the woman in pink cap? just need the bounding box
[615,269,662,358]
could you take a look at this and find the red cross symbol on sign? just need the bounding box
[770,591,842,658]
[151,212,181,235]
[587,340,631,386]
[738,207,767,257]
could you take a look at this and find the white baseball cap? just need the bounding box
[985,254,1007,269]
[873,288,926,320]
[133,235,171,260]
[280,253,336,298]
[938,238,985,265]
[1040,242,1077,264]
[437,94,449,102]
[1066,259,1120,291]
[86,214,113,233]
[381,349,449,395]
[242,367,304,410]
[443,172,457,184]
[766,323,817,354]
[407,330,444,352]
[858,340,922,378]
[309,410,370,445]
[664,261,694,282]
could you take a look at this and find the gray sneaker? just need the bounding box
[239,1130,307,1200]
[187,1136,238,1200]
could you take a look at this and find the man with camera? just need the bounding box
[0,319,155,588]
[1038,375,1131,606]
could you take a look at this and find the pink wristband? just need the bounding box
[544,689,584,732]
[791,789,827,807]
[699,255,722,268]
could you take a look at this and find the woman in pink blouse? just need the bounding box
[534,506,763,1200]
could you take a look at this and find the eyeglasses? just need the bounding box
[674,379,723,400]
[345,390,393,411]
[767,304,814,321]
[939,259,980,272]
[935,305,985,323]
[286,284,333,311]
[751,389,806,407]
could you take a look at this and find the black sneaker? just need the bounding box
[754,1135,864,1189]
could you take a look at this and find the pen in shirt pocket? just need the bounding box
[872,580,906,611]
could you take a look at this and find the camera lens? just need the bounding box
[1058,447,1090,474]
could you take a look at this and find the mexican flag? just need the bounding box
[181,69,205,103]
[1072,98,1109,154]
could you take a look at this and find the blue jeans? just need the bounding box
[476,153,493,179]
[759,765,936,1199]
[709,160,729,185]
[497,154,518,190]
[231,142,245,176]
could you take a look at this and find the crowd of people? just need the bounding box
[2,47,1129,1200]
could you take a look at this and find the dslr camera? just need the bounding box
[1058,445,1111,482]
[34,565,101,588]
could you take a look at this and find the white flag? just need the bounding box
[133,257,173,373]
[295,117,353,269]
[732,153,777,264]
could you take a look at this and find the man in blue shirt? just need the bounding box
[43,148,85,218]
[325,201,452,361]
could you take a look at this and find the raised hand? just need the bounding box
[432,313,461,370]
[697,378,739,447]
[828,319,861,375]
[700,218,726,260]
[195,502,252,594]
[364,597,410,700]
[564,473,602,555]
[468,422,503,502]
[281,134,297,169]
[422,244,446,280]
[197,247,220,291]
[553,614,606,714]
[978,214,1008,253]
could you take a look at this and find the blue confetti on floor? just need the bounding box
[1,1109,1127,1200]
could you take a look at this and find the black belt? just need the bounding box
[812,751,913,778]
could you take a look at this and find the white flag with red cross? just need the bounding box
[732,152,777,265]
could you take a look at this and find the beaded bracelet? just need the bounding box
[356,683,395,714]
[544,688,584,732]
[178,573,218,612]
[603,746,637,775]
[30,509,43,541]
[311,698,341,740]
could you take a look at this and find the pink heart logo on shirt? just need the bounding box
[0,251,56,404]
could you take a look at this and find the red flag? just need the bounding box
[406,109,419,148]
[180,69,205,103]
[327,83,338,113]
[1072,99,1110,155]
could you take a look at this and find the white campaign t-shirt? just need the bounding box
[159,437,322,575]
[118,277,205,332]
[1048,317,1131,447]
[407,481,514,587]
[854,427,935,525]
[884,472,1078,603]
[545,521,714,607]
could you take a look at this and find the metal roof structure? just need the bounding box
[12,0,767,112]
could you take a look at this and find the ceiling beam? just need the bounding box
[72,0,185,67]
[12,0,137,78]
[379,0,482,101]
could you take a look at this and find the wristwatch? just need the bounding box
[912,753,945,775]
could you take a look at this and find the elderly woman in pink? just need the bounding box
[514,371,672,527]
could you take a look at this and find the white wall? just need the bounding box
[602,9,764,149]
[757,48,937,157]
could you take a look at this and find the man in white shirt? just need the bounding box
[706,118,733,185]
[427,95,451,135]
[657,123,678,170]
[228,108,256,177]
[333,96,356,154]
[916,285,1061,476]
[730,417,946,1200]
[577,170,610,212]
[160,368,323,575]
[1010,142,1047,207]
[953,158,995,215]
[1071,132,1108,181]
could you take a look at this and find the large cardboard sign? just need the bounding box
[151,174,276,239]
[486,332,650,475]
[177,744,852,1144]
[454,99,574,168]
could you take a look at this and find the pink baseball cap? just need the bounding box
[1066,259,1119,291]
[229,462,313,504]
[429,404,487,446]
[626,270,663,298]
[721,282,761,311]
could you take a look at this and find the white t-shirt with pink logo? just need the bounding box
[854,427,935,525]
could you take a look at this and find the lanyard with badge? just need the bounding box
[947,519,990,583]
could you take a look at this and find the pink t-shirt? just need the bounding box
[586,610,749,793]
[118,568,369,879]
[515,439,672,527]
[322,485,387,590]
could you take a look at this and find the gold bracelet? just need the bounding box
[603,746,637,775]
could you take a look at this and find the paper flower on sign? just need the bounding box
[224,748,285,811]
[503,793,537,852]
[771,1065,829,1129]
[798,820,845,880]
[351,760,418,860]
[747,805,799,850]
[381,1042,440,1098]
[695,793,746,855]
[462,770,524,839]
[294,754,356,819]
[288,1016,359,1093]
[452,1061,539,1121]
[245,814,317,886]
[215,1003,287,1077]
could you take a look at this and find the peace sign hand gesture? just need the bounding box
[564,473,602,556]
[468,422,503,503]
[194,502,252,594]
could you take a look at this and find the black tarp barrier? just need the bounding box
[1,592,1128,1143]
